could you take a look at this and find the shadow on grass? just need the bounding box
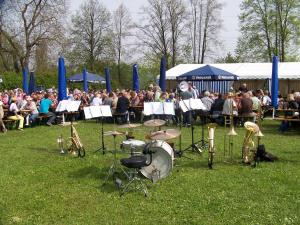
[31,147,58,154]
[68,166,103,180]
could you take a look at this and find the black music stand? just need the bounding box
[83,105,112,154]
[180,99,208,154]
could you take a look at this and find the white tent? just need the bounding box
[164,62,300,80]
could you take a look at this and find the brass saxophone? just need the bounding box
[69,124,86,158]
[207,123,217,169]
[242,122,259,164]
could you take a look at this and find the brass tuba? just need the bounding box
[207,123,217,169]
[68,124,86,158]
[242,122,259,164]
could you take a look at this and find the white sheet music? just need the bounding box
[89,106,102,118]
[179,100,190,112]
[179,99,206,112]
[152,102,164,114]
[55,100,70,112]
[84,105,112,119]
[190,99,206,110]
[83,107,93,119]
[163,102,175,115]
[143,102,153,116]
[66,101,81,112]
[143,102,175,115]
[100,105,112,117]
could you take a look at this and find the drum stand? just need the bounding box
[103,134,118,184]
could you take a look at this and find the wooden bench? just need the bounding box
[273,117,300,122]
[36,115,51,125]
[2,119,17,130]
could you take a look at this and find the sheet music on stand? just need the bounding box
[179,99,206,112]
[143,102,175,116]
[56,100,81,112]
[84,105,112,119]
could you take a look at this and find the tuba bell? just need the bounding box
[68,124,86,158]
[242,122,259,164]
[207,123,217,169]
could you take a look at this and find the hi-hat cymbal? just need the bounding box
[104,130,124,136]
[143,119,166,127]
[150,129,181,140]
[117,123,142,129]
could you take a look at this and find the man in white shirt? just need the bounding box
[262,90,272,106]
[90,93,102,106]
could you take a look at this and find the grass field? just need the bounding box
[0,120,299,225]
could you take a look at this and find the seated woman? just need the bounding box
[7,97,24,130]
[280,94,299,132]
[24,96,39,125]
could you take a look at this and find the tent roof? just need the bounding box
[164,62,300,80]
[177,65,238,81]
[68,72,105,83]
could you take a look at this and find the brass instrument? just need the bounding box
[207,123,217,169]
[224,98,237,160]
[68,124,85,158]
[255,104,264,146]
[242,122,259,164]
[57,134,65,154]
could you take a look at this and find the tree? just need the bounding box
[187,0,223,63]
[0,0,67,70]
[69,0,112,71]
[237,0,300,62]
[113,3,133,83]
[216,52,240,63]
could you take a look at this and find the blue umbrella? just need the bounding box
[83,69,88,92]
[28,72,36,94]
[159,56,167,92]
[105,68,112,93]
[271,56,279,108]
[22,68,29,94]
[58,57,67,101]
[132,64,140,92]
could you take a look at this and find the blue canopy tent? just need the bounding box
[176,65,239,93]
[132,64,140,92]
[271,56,279,108]
[68,72,105,84]
[22,68,29,94]
[28,72,36,94]
[159,57,166,92]
[105,68,112,93]
[83,69,88,92]
[58,57,67,101]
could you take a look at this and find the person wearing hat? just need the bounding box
[7,96,24,130]
[24,96,39,125]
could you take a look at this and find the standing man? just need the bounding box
[39,93,56,126]
[180,82,194,126]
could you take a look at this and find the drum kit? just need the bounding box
[103,119,180,185]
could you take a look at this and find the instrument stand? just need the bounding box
[182,111,204,155]
[103,134,118,184]
[94,117,106,154]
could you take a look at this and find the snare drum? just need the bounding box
[140,140,174,180]
[121,139,146,154]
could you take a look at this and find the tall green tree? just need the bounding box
[69,0,113,71]
[237,0,300,62]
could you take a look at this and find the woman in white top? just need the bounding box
[8,97,24,130]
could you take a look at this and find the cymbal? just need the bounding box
[117,123,142,129]
[150,129,181,141]
[104,130,124,136]
[143,119,166,127]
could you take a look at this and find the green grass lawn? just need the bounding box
[0,120,299,225]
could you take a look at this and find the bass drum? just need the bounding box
[140,140,174,180]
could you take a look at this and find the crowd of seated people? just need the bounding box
[1,83,300,133]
